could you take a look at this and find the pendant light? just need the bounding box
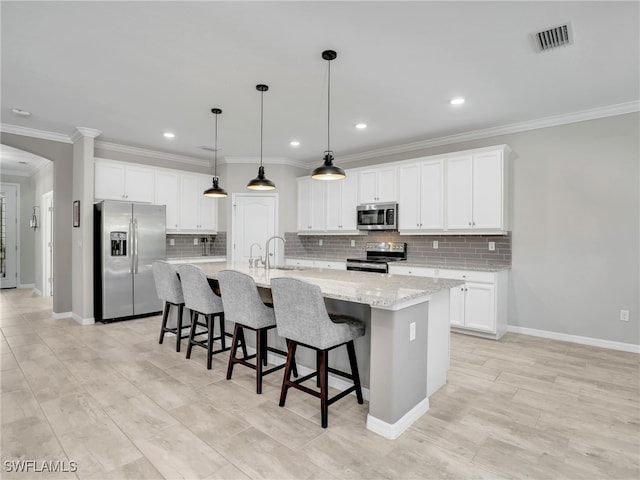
[247,84,276,190]
[312,50,346,181]
[203,108,228,198]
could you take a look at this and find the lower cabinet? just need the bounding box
[285,258,346,270]
[388,265,509,339]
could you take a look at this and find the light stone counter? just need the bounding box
[192,261,462,439]
[167,256,226,264]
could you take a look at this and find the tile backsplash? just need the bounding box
[166,232,227,258]
[284,231,511,269]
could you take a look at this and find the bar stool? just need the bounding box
[152,260,188,352]
[217,269,295,394]
[177,264,229,370]
[271,277,364,428]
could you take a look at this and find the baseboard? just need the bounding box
[52,311,72,320]
[19,283,35,289]
[507,326,640,354]
[366,397,430,440]
[71,312,95,326]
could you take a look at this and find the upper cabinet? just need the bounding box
[179,174,218,233]
[398,159,444,232]
[325,174,358,232]
[297,178,326,232]
[95,160,154,203]
[155,171,179,231]
[357,166,397,204]
[446,149,507,232]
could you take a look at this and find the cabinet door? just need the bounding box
[446,155,473,229]
[155,171,179,230]
[95,162,126,200]
[420,160,444,229]
[198,175,217,232]
[310,180,326,231]
[449,284,466,327]
[398,163,421,229]
[472,151,502,229]
[124,166,154,203]
[179,174,199,230]
[357,170,378,204]
[340,174,358,230]
[464,282,496,332]
[297,178,312,231]
[376,166,397,202]
[325,180,342,230]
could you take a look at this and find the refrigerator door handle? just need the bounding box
[128,218,134,274]
[133,218,139,274]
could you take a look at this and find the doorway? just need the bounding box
[231,193,278,266]
[41,190,54,296]
[0,183,19,289]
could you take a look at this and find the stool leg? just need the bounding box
[256,328,264,394]
[185,309,196,359]
[159,302,169,344]
[226,323,241,380]
[175,304,182,353]
[286,339,299,378]
[316,350,322,387]
[238,327,248,359]
[279,340,298,407]
[261,329,268,367]
[319,349,329,428]
[218,313,226,350]
[206,314,214,370]
[346,341,364,404]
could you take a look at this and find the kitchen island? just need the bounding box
[195,262,462,439]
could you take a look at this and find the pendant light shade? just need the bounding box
[203,108,228,198]
[312,50,346,181]
[247,84,276,190]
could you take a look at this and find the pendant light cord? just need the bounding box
[327,58,331,153]
[260,89,264,167]
[214,112,218,176]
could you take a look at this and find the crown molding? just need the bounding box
[337,101,640,164]
[223,156,308,169]
[0,123,72,143]
[71,127,102,142]
[94,141,211,167]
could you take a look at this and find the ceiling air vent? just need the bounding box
[533,23,573,52]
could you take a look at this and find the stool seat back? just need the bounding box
[152,260,184,305]
[177,264,223,314]
[217,270,275,329]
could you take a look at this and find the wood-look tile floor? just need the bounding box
[1,288,639,479]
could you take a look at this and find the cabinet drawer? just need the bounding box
[285,258,314,267]
[438,269,496,283]
[314,261,346,270]
[388,265,436,277]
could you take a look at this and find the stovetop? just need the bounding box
[346,242,407,264]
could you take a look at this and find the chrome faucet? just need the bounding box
[264,235,286,269]
[249,242,262,268]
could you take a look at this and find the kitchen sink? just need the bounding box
[271,265,307,271]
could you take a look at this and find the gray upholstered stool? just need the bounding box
[152,260,188,352]
[217,269,295,394]
[177,264,230,370]
[271,277,364,428]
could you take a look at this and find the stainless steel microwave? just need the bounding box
[357,203,398,230]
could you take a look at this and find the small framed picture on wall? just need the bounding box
[73,200,80,227]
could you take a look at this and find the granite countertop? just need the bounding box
[285,257,510,272]
[166,256,226,264]
[195,262,462,309]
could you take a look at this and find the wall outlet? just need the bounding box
[433,240,438,249]
[193,238,198,245]
[169,238,175,246]
[409,322,416,341]
[620,310,630,322]
[488,241,495,251]
[351,240,356,247]
[319,239,323,246]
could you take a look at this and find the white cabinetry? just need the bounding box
[297,178,326,233]
[285,258,346,270]
[155,171,179,231]
[398,159,444,232]
[95,160,154,203]
[326,174,358,232]
[447,149,507,232]
[388,265,509,339]
[357,166,397,203]
[179,174,218,233]
[285,258,315,268]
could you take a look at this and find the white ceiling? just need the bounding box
[1,1,638,168]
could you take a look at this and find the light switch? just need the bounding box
[433,240,438,249]
[193,238,198,245]
[351,240,356,247]
[169,238,175,246]
[488,241,495,251]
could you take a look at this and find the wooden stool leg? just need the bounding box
[316,350,322,387]
[279,340,298,407]
[346,341,363,404]
[319,349,329,428]
[185,309,196,359]
[206,313,214,370]
[159,302,169,344]
[175,304,182,352]
[218,313,226,350]
[256,328,264,394]
[261,329,268,367]
[286,339,299,378]
[226,323,241,380]
[238,327,248,359]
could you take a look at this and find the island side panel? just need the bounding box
[426,288,452,396]
[368,301,429,424]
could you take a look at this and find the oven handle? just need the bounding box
[346,262,388,273]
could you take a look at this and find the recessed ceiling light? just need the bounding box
[11,108,31,117]
[450,97,465,105]
[355,123,367,129]
[18,161,28,165]
[289,140,300,147]
[163,132,175,139]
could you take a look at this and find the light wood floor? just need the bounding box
[1,288,639,479]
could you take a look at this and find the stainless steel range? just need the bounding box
[346,242,407,273]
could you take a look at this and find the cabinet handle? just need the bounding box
[468,221,472,226]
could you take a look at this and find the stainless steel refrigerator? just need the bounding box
[94,201,166,322]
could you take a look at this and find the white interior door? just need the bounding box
[231,194,277,266]
[1,183,18,289]
[42,191,54,296]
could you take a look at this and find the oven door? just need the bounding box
[346,261,388,273]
